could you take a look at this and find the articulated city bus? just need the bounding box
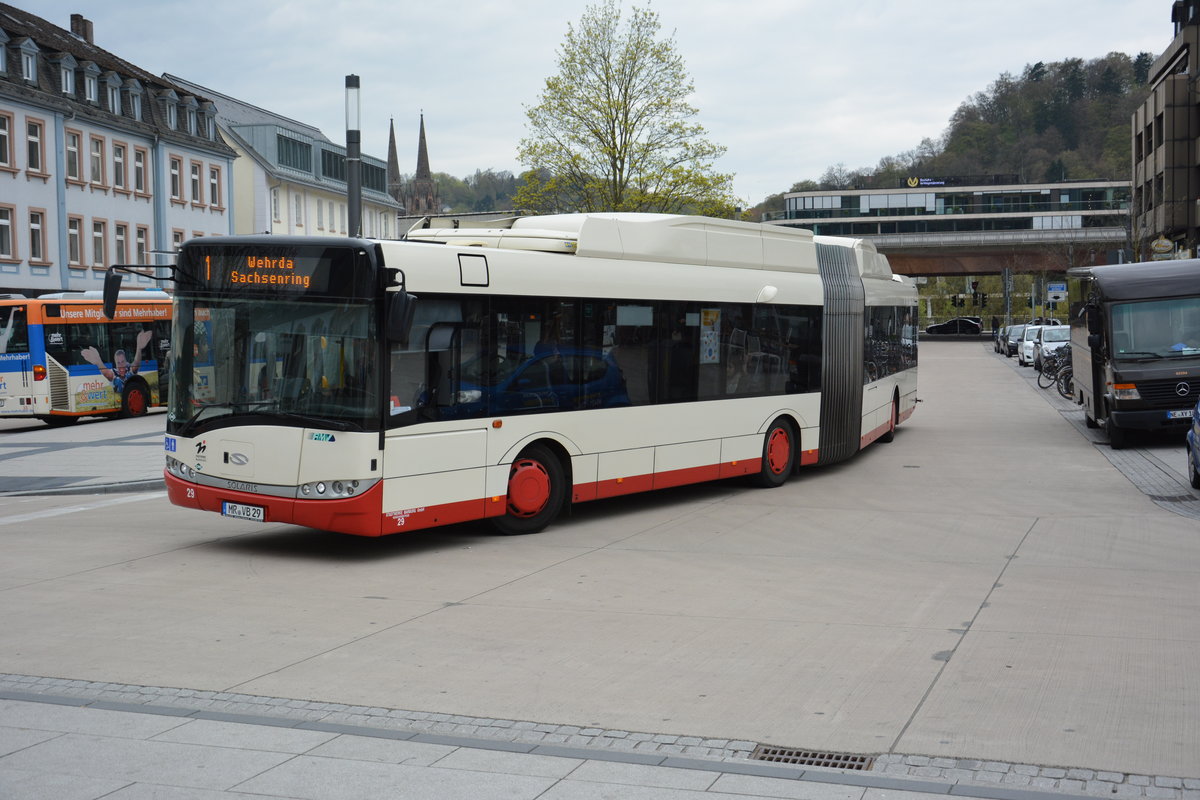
[0,291,171,425]
[107,213,917,536]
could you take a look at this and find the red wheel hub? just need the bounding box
[127,388,147,415]
[767,427,791,474]
[507,459,551,517]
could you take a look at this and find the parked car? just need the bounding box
[1033,325,1071,371]
[1001,324,1027,357]
[925,317,982,335]
[994,325,1009,353]
[1188,397,1200,490]
[1017,325,1044,366]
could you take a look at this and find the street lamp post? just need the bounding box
[345,75,362,238]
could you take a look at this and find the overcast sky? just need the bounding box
[32,0,1169,205]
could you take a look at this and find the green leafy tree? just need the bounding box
[515,0,739,217]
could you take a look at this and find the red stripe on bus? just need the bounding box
[165,472,385,536]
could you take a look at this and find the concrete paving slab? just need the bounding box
[0,767,130,800]
[0,726,59,757]
[897,630,1200,776]
[232,754,557,799]
[431,745,583,778]
[151,718,337,752]
[304,734,456,766]
[230,603,961,752]
[0,698,186,739]
[567,759,722,790]
[711,773,867,799]
[0,733,293,790]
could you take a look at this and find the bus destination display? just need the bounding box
[185,247,335,295]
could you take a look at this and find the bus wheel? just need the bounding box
[879,396,898,443]
[492,444,566,535]
[121,381,150,418]
[1107,421,1129,450]
[755,417,796,488]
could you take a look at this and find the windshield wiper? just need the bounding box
[174,401,267,438]
[1116,351,1165,360]
[262,409,358,431]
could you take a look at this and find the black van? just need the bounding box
[1068,260,1200,449]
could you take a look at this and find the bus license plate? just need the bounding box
[222,501,265,521]
[1167,410,1193,420]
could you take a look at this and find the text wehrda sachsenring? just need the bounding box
[230,257,310,288]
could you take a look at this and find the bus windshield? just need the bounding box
[169,296,378,434]
[0,305,28,354]
[1111,296,1200,360]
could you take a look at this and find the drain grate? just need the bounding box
[750,744,875,770]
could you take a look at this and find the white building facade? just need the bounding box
[0,7,234,295]
[167,75,401,239]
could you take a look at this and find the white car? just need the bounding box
[1017,325,1044,366]
[1033,326,1071,371]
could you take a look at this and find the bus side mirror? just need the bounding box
[1087,333,1102,350]
[1084,304,1101,335]
[102,269,124,319]
[386,291,418,343]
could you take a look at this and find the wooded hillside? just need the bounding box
[752,52,1155,218]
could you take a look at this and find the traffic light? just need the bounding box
[982,293,989,307]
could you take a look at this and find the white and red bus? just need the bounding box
[0,291,171,425]
[107,213,916,536]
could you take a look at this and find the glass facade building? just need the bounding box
[768,180,1130,240]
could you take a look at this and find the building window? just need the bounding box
[187,108,196,136]
[26,120,43,174]
[169,157,182,200]
[0,113,10,169]
[339,204,346,233]
[277,135,312,171]
[294,194,304,226]
[112,143,126,190]
[21,52,35,83]
[108,83,121,113]
[92,220,107,267]
[136,226,148,265]
[190,161,202,203]
[130,93,142,121]
[114,223,128,264]
[271,188,280,221]
[67,217,83,265]
[133,148,147,194]
[0,207,13,259]
[89,136,105,185]
[29,211,45,262]
[208,166,221,207]
[84,74,98,103]
[166,104,178,130]
[317,199,324,230]
[65,130,82,181]
[172,229,184,252]
[61,65,74,95]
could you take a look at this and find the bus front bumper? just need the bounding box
[164,471,385,537]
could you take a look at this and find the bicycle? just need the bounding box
[1037,347,1070,389]
[1056,364,1074,399]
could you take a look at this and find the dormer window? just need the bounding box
[14,38,39,83]
[0,29,9,74]
[130,92,142,121]
[167,104,177,129]
[81,62,100,103]
[108,83,120,113]
[187,108,196,135]
[51,52,78,96]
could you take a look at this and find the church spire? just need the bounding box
[415,112,431,180]
[386,117,402,203]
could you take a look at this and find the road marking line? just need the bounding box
[0,492,167,526]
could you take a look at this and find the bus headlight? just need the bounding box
[297,479,365,499]
[166,457,196,480]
